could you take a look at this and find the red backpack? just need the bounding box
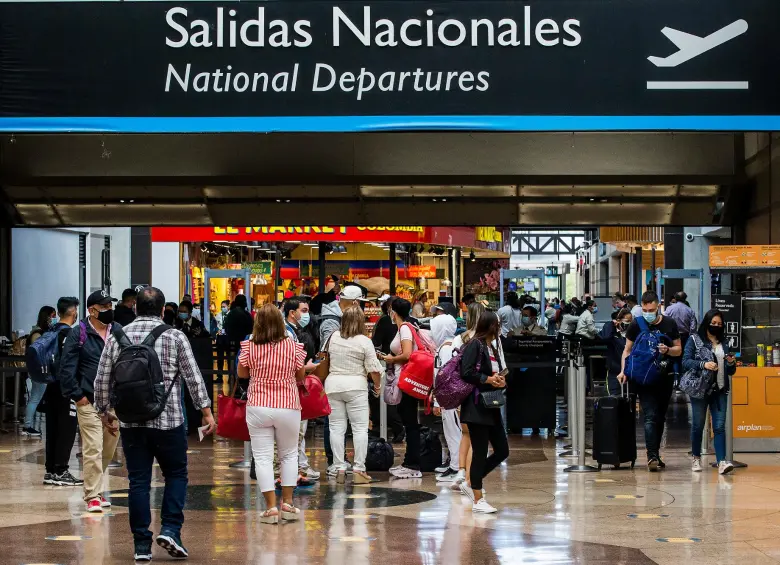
[397,323,436,400]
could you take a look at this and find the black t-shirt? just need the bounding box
[626,315,680,344]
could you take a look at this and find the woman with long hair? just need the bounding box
[599,307,633,396]
[446,302,486,491]
[326,306,383,484]
[238,304,307,524]
[682,309,737,475]
[22,305,56,436]
[380,298,423,478]
[458,311,510,514]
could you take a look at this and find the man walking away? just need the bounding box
[113,288,138,327]
[59,290,120,512]
[94,287,216,562]
[664,291,697,348]
[43,296,83,487]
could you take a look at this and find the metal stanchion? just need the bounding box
[565,352,598,474]
[559,355,577,457]
[13,370,21,422]
[0,361,10,433]
[230,441,252,469]
[712,391,747,469]
[380,371,388,440]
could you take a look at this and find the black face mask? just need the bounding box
[709,325,724,340]
[96,309,114,325]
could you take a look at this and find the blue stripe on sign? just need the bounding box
[0,116,778,133]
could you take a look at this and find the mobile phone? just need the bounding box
[498,368,509,378]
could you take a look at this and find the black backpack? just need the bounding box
[365,438,395,472]
[419,427,444,472]
[111,324,173,424]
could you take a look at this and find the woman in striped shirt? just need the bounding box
[238,304,307,524]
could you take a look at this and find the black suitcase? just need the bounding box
[592,386,637,470]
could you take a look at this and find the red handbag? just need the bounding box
[299,375,331,421]
[216,381,250,442]
[397,323,435,400]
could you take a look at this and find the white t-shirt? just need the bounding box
[497,305,523,338]
[324,332,383,395]
[449,334,505,370]
[390,324,418,375]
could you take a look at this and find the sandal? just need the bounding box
[281,502,301,521]
[259,508,279,524]
[353,471,373,484]
[337,470,347,484]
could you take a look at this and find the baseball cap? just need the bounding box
[339,285,368,301]
[377,294,392,303]
[87,289,118,308]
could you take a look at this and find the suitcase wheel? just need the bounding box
[597,463,602,470]
[630,461,635,469]
[613,464,621,470]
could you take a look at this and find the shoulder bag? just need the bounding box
[679,335,716,399]
[216,377,250,441]
[476,341,506,409]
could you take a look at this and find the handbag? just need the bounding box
[312,335,333,380]
[383,364,403,406]
[679,335,717,399]
[299,374,332,420]
[476,341,506,410]
[397,323,436,400]
[216,379,250,441]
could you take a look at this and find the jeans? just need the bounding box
[635,377,675,460]
[329,390,370,472]
[44,382,78,474]
[691,389,728,462]
[468,420,509,490]
[246,406,300,492]
[397,392,421,470]
[77,403,120,502]
[121,425,188,543]
[24,379,47,429]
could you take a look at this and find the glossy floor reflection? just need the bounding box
[2,399,780,564]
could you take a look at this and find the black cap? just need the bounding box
[87,289,118,308]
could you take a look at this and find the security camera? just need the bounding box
[685,233,695,242]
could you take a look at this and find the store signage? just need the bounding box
[0,0,778,133]
[407,265,437,278]
[712,294,741,352]
[476,227,503,243]
[710,245,780,268]
[152,226,429,243]
[242,261,272,275]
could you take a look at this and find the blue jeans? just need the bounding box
[121,425,188,544]
[690,389,728,462]
[635,377,675,460]
[25,379,47,429]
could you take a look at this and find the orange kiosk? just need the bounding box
[710,245,780,453]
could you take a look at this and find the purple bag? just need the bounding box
[432,346,480,410]
[383,364,403,406]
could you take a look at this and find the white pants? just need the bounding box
[246,406,301,493]
[442,408,462,471]
[298,420,310,469]
[328,390,369,472]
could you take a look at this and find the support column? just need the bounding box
[664,227,684,300]
[632,247,643,296]
[389,243,397,295]
[318,242,326,293]
[454,249,462,303]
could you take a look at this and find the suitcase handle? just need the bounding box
[621,380,630,397]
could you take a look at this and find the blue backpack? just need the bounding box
[625,317,667,386]
[25,323,73,384]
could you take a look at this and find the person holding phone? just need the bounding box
[682,309,737,475]
[457,311,510,514]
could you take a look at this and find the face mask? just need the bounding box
[221,306,228,314]
[178,312,190,321]
[592,306,599,314]
[522,316,531,326]
[96,309,114,325]
[642,311,657,324]
[709,325,724,340]
[298,313,311,328]
[620,321,630,330]
[49,317,58,328]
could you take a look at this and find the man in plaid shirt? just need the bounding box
[94,286,215,562]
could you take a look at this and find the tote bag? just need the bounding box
[216,380,250,441]
[299,374,332,421]
[397,323,435,400]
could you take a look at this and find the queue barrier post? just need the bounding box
[564,349,598,474]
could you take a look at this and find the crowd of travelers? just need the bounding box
[14,277,737,560]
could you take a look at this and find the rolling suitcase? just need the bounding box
[592,383,637,470]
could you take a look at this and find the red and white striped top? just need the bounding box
[239,338,306,410]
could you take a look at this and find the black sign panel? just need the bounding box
[0,0,778,132]
[712,295,742,352]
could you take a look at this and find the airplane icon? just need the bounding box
[648,19,748,67]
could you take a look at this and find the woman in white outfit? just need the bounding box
[431,313,462,483]
[239,305,307,524]
[326,306,383,484]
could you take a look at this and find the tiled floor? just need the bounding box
[2,398,780,564]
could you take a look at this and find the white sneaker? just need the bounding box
[390,466,422,479]
[459,482,475,502]
[389,464,404,474]
[327,465,341,478]
[718,461,735,475]
[692,457,703,472]
[472,498,498,514]
[300,467,321,480]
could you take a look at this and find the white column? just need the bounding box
[151,242,181,304]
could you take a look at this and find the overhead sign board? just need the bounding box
[709,245,780,269]
[0,0,778,132]
[407,265,437,278]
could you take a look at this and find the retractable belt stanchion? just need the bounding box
[230,441,252,469]
[559,347,576,458]
[712,390,747,469]
[564,347,598,474]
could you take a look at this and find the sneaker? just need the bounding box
[21,427,42,437]
[390,466,422,479]
[472,498,498,514]
[388,464,404,474]
[99,496,111,508]
[54,471,84,487]
[460,481,475,503]
[647,457,660,472]
[134,543,153,562]
[658,458,667,469]
[327,465,341,478]
[156,533,188,559]
[86,499,103,513]
[692,457,703,472]
[300,467,321,480]
[718,461,735,476]
[436,468,460,483]
[43,473,56,485]
[435,464,450,474]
